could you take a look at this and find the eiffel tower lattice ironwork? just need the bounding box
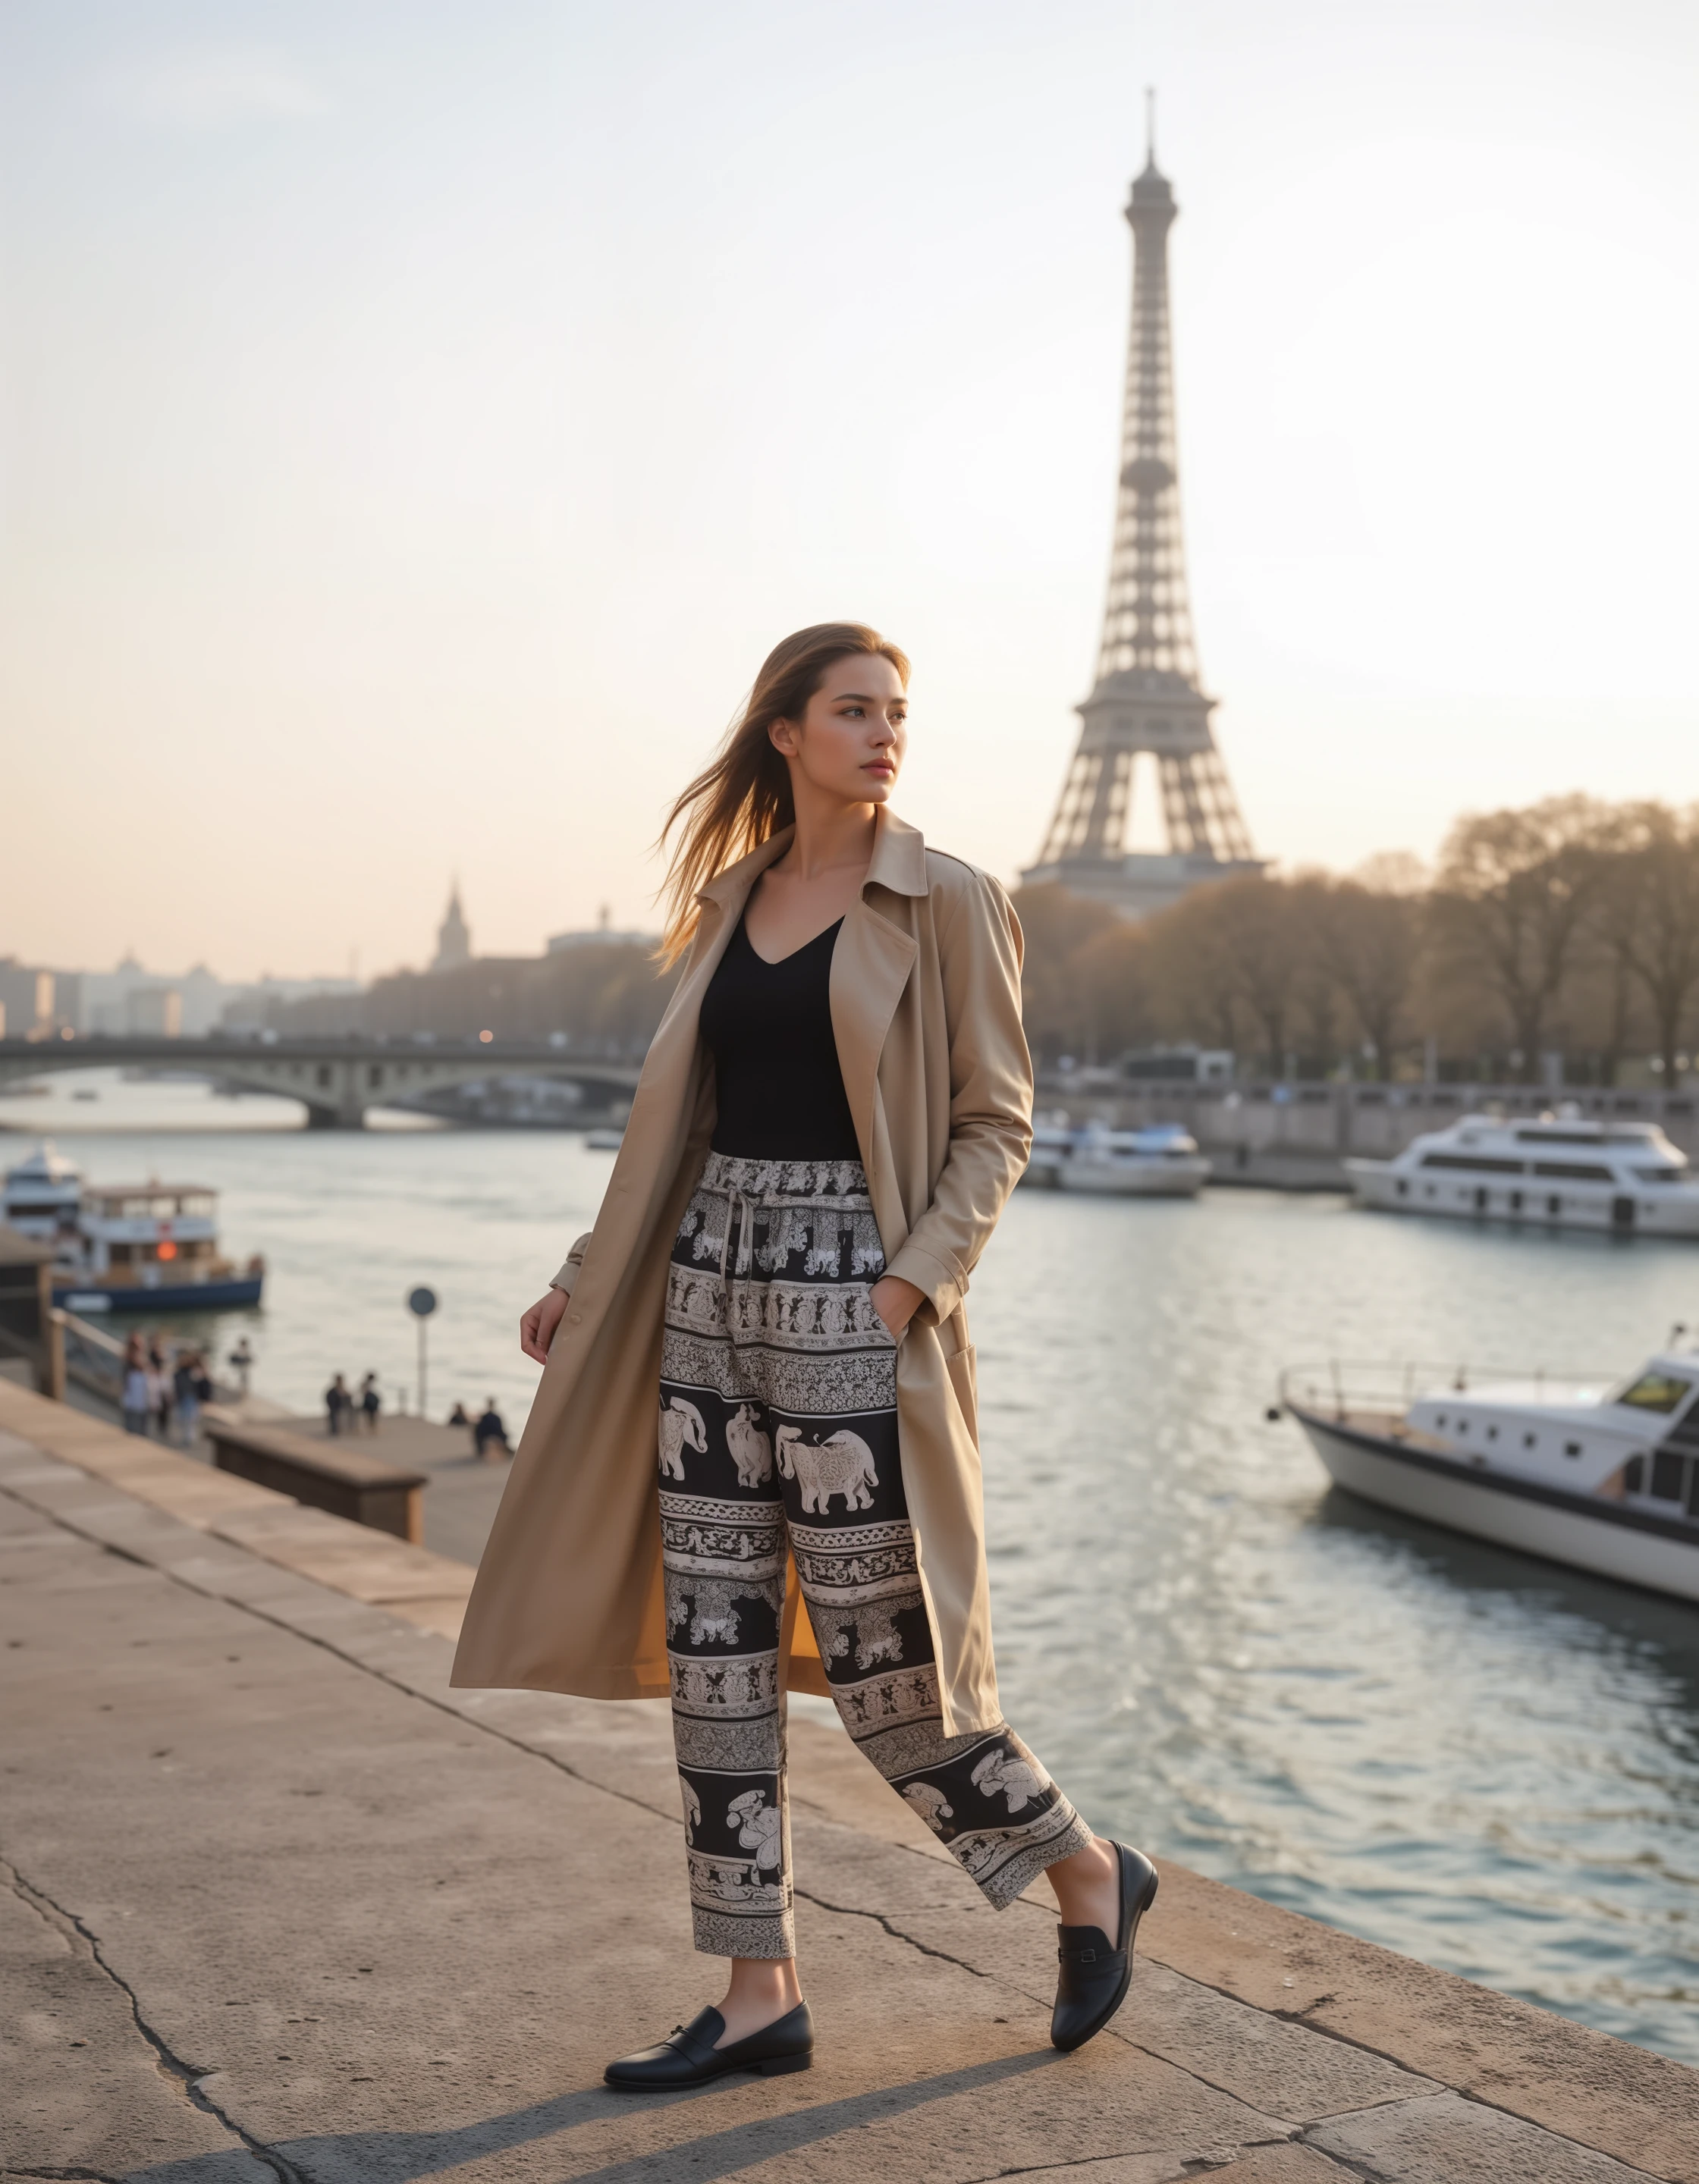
[1024,105,1261,918]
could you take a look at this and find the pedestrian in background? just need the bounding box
[359,1372,381,1433]
[147,1337,172,1441]
[172,1350,204,1448]
[325,1373,352,1436]
[473,1398,510,1460]
[458,624,1156,2088]
[227,1335,254,1396]
[121,1333,149,1436]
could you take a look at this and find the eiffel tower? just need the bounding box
[1023,105,1261,918]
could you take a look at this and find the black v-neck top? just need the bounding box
[699,914,861,1161]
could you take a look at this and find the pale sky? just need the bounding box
[3,0,1697,981]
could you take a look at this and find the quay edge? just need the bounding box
[0,1373,1694,2182]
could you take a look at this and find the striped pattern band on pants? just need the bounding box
[658,1150,1091,1960]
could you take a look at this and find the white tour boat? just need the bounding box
[2,1144,265,1313]
[1280,1338,1699,1602]
[1346,1109,1699,1238]
[1021,1118,1211,1198]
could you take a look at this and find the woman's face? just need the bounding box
[770,652,908,807]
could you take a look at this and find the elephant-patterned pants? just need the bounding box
[658,1150,1091,1960]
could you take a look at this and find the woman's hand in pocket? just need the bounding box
[868,1276,925,1341]
[520,1288,570,1364]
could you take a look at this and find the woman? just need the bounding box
[452,623,1157,2086]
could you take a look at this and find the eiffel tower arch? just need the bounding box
[1023,108,1263,919]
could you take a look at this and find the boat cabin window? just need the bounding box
[1418,1153,1524,1174]
[1633,1166,1687,1185]
[1614,1372,1694,1415]
[1650,1450,1686,1502]
[1514,1128,1601,1145]
[1530,1161,1615,1182]
[1625,1454,1645,1494]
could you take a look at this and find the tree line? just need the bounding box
[248,940,679,1056]
[1016,795,1699,1085]
[254,793,1699,1087]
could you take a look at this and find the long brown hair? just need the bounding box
[655,622,910,965]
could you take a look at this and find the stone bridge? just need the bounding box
[0,1035,643,1129]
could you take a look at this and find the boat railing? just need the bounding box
[1277,1359,1615,1425]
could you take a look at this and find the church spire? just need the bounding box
[432,881,472,973]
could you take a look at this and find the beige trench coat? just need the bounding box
[450,808,1032,1737]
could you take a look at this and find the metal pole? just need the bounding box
[418,1316,427,1423]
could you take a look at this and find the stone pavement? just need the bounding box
[267,1411,513,1567]
[2,1378,1695,2184]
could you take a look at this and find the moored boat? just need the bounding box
[1346,1107,1699,1238]
[2,1144,264,1312]
[1022,1117,1211,1198]
[1280,1339,1699,1602]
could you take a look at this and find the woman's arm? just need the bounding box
[878,871,1032,1328]
[520,1229,595,1363]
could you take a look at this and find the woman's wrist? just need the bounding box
[869,1273,926,1338]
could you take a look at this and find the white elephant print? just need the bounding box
[812,1603,902,1671]
[680,1776,702,1844]
[666,1577,755,1646]
[853,1605,902,1669]
[774,1424,878,1513]
[658,1396,708,1480]
[900,1781,954,1832]
[970,1749,1051,1815]
[726,1404,774,1489]
[727,1788,784,1875]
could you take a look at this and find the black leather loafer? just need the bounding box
[604,2000,814,2091]
[1050,1842,1158,2052]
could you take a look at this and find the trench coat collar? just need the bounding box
[695,804,928,915]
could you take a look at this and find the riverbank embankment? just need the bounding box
[2,1376,1694,2182]
[1033,1078,1699,1193]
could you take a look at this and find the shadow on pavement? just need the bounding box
[130,2046,1066,2183]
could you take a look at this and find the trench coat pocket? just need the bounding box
[943,1342,978,1442]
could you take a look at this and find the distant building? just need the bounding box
[1120,1046,1235,1084]
[432,884,472,974]
[126,987,182,1037]
[548,903,655,954]
[0,960,54,1040]
[73,957,231,1037]
[547,924,657,955]
[217,974,362,1032]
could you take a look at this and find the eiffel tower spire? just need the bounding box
[1024,107,1260,918]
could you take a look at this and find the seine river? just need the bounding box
[8,1069,1699,2061]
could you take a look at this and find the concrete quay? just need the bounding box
[1035,1078,1699,1193]
[2,1379,1695,2184]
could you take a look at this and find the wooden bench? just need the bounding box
[203,1415,427,1542]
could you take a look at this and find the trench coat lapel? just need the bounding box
[664,829,797,1045]
[831,808,925,1178]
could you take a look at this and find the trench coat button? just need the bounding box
[569,1311,583,1323]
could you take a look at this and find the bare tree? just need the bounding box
[1010,885,1120,1064]
[1616,807,1699,1087]
[1430,795,1607,1080]
[1145,880,1248,1058]
[1321,880,1424,1080]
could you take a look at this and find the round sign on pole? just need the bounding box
[407,1287,437,1419]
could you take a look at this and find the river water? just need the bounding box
[8,1069,1699,2060]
